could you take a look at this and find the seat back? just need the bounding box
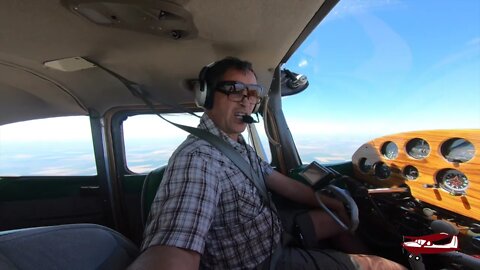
[140,166,167,226]
[0,223,138,270]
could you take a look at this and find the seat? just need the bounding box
[140,166,167,226]
[0,223,138,270]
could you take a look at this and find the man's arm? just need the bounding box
[265,170,344,212]
[132,147,220,270]
[127,245,200,270]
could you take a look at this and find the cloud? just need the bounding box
[298,59,308,68]
[467,37,480,46]
[352,11,412,83]
[12,154,34,159]
[315,156,349,163]
[423,37,480,75]
[34,167,78,176]
[326,0,404,21]
[130,165,156,174]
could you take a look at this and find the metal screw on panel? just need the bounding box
[171,30,182,39]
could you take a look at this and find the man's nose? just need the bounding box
[240,95,249,102]
[239,90,250,106]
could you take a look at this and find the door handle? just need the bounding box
[79,185,100,196]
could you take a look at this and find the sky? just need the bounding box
[283,0,480,139]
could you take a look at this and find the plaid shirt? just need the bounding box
[141,114,282,269]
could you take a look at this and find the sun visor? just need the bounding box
[280,68,309,97]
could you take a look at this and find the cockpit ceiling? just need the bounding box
[0,0,331,125]
[0,63,88,123]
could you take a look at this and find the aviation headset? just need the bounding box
[194,61,263,113]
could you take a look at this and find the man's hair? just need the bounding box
[204,57,257,91]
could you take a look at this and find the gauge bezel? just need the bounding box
[373,161,391,180]
[381,141,398,160]
[440,137,475,163]
[358,157,372,173]
[403,165,419,180]
[406,138,430,160]
[435,168,469,195]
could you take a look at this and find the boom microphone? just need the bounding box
[242,115,258,124]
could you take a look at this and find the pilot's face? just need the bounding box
[207,68,257,141]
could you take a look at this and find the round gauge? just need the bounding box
[374,162,391,180]
[441,138,475,163]
[436,169,469,195]
[406,138,430,159]
[381,141,398,160]
[358,157,373,173]
[403,165,419,180]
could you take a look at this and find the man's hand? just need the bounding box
[265,170,352,228]
[315,192,352,227]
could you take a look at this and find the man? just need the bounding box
[128,57,406,269]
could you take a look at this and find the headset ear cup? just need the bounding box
[195,64,214,109]
[194,80,206,108]
[203,84,214,109]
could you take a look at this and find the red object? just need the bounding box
[402,233,459,255]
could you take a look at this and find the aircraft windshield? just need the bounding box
[283,0,480,164]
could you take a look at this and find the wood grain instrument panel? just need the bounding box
[352,130,480,221]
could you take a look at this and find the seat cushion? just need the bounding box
[0,223,138,270]
[141,166,167,226]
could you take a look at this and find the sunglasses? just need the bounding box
[215,81,264,104]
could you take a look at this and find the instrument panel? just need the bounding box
[351,130,480,221]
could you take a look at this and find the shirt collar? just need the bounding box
[198,113,246,150]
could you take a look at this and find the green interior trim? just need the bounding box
[123,174,147,194]
[0,177,99,201]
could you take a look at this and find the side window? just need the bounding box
[123,114,197,174]
[0,116,96,176]
[122,113,272,174]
